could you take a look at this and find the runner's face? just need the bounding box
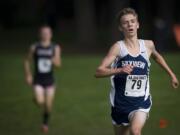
[39,27,52,41]
[120,14,139,37]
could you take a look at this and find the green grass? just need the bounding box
[0,53,180,135]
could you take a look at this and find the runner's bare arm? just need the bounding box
[24,45,35,86]
[150,41,179,89]
[52,45,61,67]
[95,43,133,78]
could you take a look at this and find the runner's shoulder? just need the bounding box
[109,41,121,55]
[29,42,39,52]
[53,43,61,49]
[143,39,155,50]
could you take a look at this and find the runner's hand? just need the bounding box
[171,75,179,89]
[119,65,133,74]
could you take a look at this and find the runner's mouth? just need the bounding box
[128,28,134,32]
[126,28,134,33]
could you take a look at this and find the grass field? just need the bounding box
[0,53,180,135]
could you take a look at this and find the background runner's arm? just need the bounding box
[52,45,61,67]
[151,42,179,88]
[24,45,35,85]
[95,43,133,78]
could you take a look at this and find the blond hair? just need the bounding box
[117,8,138,25]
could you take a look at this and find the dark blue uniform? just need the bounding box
[33,43,56,88]
[110,40,152,125]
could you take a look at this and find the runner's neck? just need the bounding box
[124,37,139,48]
[40,41,51,47]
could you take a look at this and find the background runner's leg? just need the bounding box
[43,86,55,125]
[33,85,45,108]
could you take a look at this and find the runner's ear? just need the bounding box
[137,22,139,29]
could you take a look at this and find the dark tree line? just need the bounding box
[0,0,179,51]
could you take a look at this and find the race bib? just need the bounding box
[38,58,52,73]
[124,75,147,97]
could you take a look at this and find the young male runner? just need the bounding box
[95,8,179,135]
[24,25,61,133]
